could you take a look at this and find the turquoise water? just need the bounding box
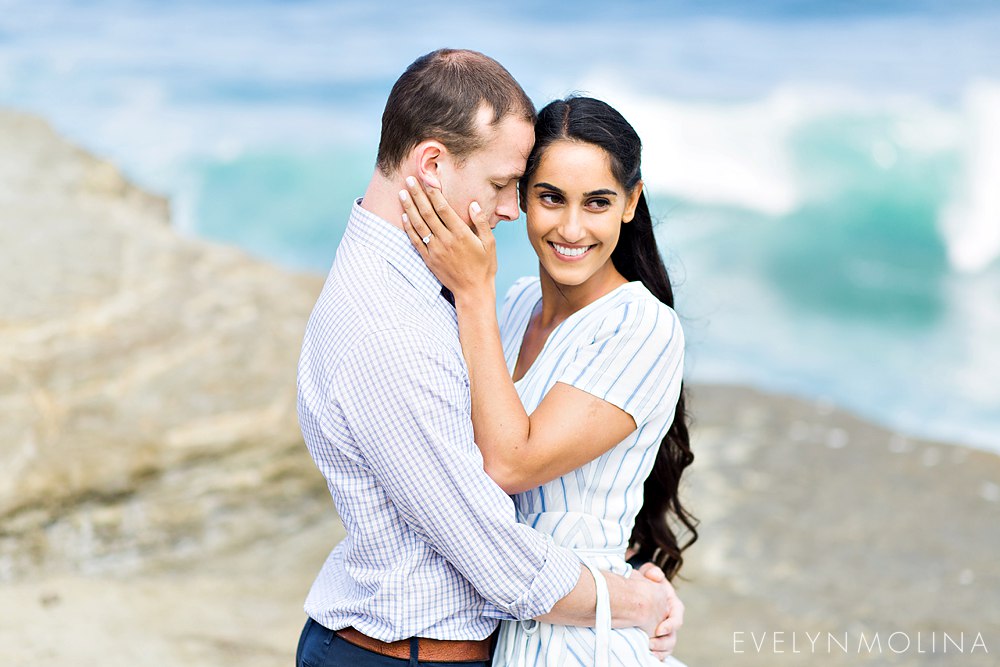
[2,1,998,450]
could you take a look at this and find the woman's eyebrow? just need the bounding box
[533,183,619,197]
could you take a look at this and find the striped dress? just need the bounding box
[492,277,687,667]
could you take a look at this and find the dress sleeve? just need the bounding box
[499,277,539,325]
[556,298,685,426]
[499,277,540,361]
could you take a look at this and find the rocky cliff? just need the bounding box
[0,109,330,580]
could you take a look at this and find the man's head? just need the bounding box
[376,49,536,227]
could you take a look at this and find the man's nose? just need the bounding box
[494,187,519,223]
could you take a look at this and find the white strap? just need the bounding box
[582,561,611,667]
[506,619,538,666]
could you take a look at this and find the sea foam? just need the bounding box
[940,81,1000,273]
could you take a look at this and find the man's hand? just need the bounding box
[638,563,684,661]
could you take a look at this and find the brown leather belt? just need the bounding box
[336,626,493,662]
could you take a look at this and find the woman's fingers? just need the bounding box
[648,628,676,657]
[401,213,430,259]
[399,187,435,243]
[422,180,474,236]
[666,592,685,630]
[403,177,450,239]
[638,562,667,583]
[401,200,433,247]
[469,201,493,241]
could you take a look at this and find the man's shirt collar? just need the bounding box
[345,198,450,305]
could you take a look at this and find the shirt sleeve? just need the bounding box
[557,299,685,426]
[332,327,581,620]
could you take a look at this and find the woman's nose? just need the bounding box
[558,210,586,243]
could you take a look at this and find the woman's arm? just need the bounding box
[454,298,636,493]
[400,179,636,494]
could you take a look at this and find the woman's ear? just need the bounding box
[622,180,643,223]
[413,140,445,189]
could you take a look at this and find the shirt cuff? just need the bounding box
[506,539,583,620]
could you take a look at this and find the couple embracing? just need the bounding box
[296,48,697,666]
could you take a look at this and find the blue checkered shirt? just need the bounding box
[297,199,581,641]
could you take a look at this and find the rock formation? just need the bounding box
[0,109,329,580]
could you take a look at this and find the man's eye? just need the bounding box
[492,182,504,191]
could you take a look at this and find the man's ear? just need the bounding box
[412,140,446,190]
[622,180,643,223]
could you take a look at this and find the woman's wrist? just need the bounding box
[452,282,496,309]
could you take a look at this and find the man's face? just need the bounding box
[437,111,535,229]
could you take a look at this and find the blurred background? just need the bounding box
[2,2,998,665]
[3,0,997,451]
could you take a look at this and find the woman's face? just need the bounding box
[523,140,641,293]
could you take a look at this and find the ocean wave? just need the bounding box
[582,77,997,274]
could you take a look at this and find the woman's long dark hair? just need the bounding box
[519,97,698,579]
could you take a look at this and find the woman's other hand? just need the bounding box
[639,562,684,661]
[400,176,496,302]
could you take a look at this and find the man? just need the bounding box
[296,48,682,666]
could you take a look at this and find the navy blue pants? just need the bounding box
[295,617,492,667]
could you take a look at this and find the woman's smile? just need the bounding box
[548,241,597,260]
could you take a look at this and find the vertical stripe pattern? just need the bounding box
[493,277,686,666]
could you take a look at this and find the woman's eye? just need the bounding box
[539,192,562,205]
[588,198,611,210]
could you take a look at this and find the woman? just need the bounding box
[400,96,697,666]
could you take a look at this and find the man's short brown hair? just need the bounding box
[376,49,536,175]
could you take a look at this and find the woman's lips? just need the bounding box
[549,241,595,262]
